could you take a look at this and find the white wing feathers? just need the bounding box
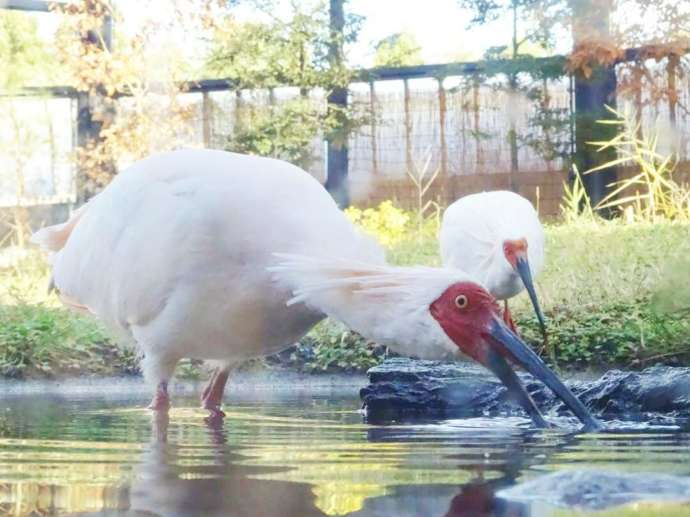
[269,252,471,314]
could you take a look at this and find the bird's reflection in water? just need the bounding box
[346,461,531,517]
[70,410,560,517]
[347,480,528,517]
[356,424,564,517]
[443,479,527,517]
[5,390,688,517]
[442,440,533,517]
[123,413,327,517]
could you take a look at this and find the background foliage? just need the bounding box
[373,32,423,67]
[206,0,367,168]
[52,0,195,193]
[0,0,689,378]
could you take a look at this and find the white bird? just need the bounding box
[440,191,546,338]
[32,149,596,429]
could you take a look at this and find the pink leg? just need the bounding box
[147,381,170,411]
[503,300,520,336]
[201,369,230,418]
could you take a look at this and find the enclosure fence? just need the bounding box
[2,57,690,232]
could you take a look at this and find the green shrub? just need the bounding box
[518,301,690,368]
[225,99,324,169]
[0,304,136,378]
[0,207,688,377]
[302,321,381,373]
[381,215,690,369]
[345,201,412,247]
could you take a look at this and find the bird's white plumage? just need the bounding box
[269,254,471,359]
[33,149,467,384]
[439,191,544,300]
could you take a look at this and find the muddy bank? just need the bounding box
[0,372,367,404]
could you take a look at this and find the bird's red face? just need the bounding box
[429,282,500,365]
[502,238,528,269]
[429,281,599,430]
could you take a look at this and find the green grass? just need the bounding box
[300,320,381,373]
[540,220,689,311]
[0,219,688,378]
[384,219,690,369]
[0,303,137,378]
[387,219,690,311]
[509,220,689,368]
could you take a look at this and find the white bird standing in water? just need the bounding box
[440,191,546,338]
[32,150,596,430]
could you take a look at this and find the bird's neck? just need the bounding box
[320,264,464,361]
[272,254,466,361]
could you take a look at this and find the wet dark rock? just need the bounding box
[0,366,22,379]
[577,366,690,417]
[361,358,690,422]
[497,469,690,510]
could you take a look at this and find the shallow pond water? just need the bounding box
[1,374,690,516]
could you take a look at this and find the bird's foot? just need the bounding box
[202,402,226,425]
[147,381,170,411]
[201,399,226,416]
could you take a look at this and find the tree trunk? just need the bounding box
[572,0,617,213]
[76,14,115,203]
[324,0,349,208]
[574,66,617,211]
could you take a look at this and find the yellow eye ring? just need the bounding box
[455,294,468,309]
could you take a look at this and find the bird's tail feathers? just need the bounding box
[31,203,89,253]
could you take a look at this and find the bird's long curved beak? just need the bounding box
[514,256,547,340]
[485,316,601,431]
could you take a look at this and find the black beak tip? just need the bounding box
[488,317,601,431]
[582,417,604,433]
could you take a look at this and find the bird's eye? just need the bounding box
[454,294,469,309]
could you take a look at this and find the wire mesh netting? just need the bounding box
[2,58,689,219]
